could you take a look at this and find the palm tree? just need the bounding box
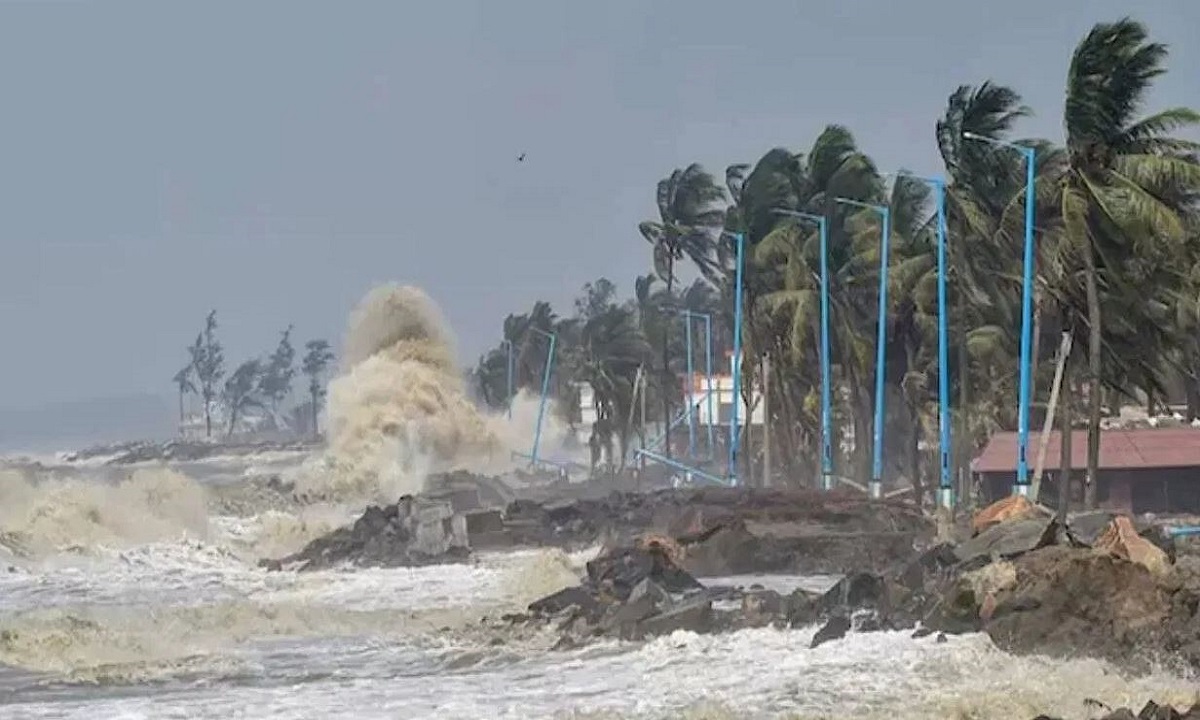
[171,365,196,432]
[1058,17,1200,506]
[564,304,652,470]
[639,164,726,457]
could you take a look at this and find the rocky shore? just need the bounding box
[497,494,1200,680]
[264,484,932,576]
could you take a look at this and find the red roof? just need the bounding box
[974,428,1200,473]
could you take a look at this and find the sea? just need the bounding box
[0,448,1194,720]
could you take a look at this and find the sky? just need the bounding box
[0,1,1198,414]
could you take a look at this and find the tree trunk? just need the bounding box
[1186,357,1200,421]
[662,266,674,460]
[1057,353,1073,524]
[1082,244,1103,510]
[204,394,213,438]
[178,388,185,428]
[762,354,771,488]
[909,401,923,508]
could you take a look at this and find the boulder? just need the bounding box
[636,598,713,638]
[1065,510,1118,547]
[810,614,851,648]
[954,516,1057,564]
[972,494,1043,534]
[585,541,702,600]
[1093,516,1171,576]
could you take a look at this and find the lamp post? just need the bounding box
[682,310,715,461]
[892,173,954,511]
[527,327,557,468]
[501,339,515,420]
[963,132,1036,497]
[683,311,696,457]
[835,198,890,500]
[727,231,746,486]
[772,209,834,492]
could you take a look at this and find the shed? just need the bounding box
[973,428,1200,514]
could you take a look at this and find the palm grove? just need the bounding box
[172,311,336,439]
[471,18,1200,510]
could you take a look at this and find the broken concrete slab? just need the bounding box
[954,516,1057,564]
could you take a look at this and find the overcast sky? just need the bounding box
[1,1,1197,411]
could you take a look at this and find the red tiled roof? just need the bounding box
[974,427,1200,473]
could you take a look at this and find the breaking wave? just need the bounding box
[295,285,504,504]
[0,467,210,557]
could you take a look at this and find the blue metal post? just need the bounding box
[683,312,696,457]
[704,313,715,462]
[816,217,834,492]
[872,208,891,500]
[772,209,834,491]
[530,329,556,469]
[836,198,890,499]
[1015,147,1037,496]
[963,133,1038,498]
[728,232,745,485]
[934,179,953,510]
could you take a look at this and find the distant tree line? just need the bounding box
[172,310,336,439]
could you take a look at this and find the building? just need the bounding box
[973,427,1200,514]
[681,352,765,428]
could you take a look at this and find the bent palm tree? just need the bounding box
[1059,17,1200,506]
[639,164,725,457]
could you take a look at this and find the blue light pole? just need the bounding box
[683,311,696,457]
[501,339,515,420]
[772,209,834,492]
[728,232,746,486]
[682,310,715,461]
[835,198,890,500]
[893,173,954,510]
[527,327,557,468]
[964,132,1036,497]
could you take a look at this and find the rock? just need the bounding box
[740,589,783,627]
[810,614,851,648]
[820,571,886,613]
[636,598,713,638]
[600,592,661,637]
[1065,510,1117,547]
[784,588,821,627]
[628,578,674,610]
[529,586,600,617]
[1134,701,1177,719]
[1093,516,1171,576]
[585,542,702,600]
[268,496,471,571]
[972,494,1043,535]
[954,516,1057,564]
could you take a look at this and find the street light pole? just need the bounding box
[528,327,557,468]
[773,209,834,491]
[836,198,891,500]
[728,232,746,486]
[964,132,1037,497]
[891,173,954,511]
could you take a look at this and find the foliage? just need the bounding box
[475,17,1200,506]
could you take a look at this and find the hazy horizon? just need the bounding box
[2,1,1198,447]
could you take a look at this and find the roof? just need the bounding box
[974,428,1200,473]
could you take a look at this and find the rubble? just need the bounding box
[509,495,1200,677]
[262,495,469,571]
[1031,699,1200,719]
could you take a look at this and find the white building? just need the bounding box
[682,353,764,427]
